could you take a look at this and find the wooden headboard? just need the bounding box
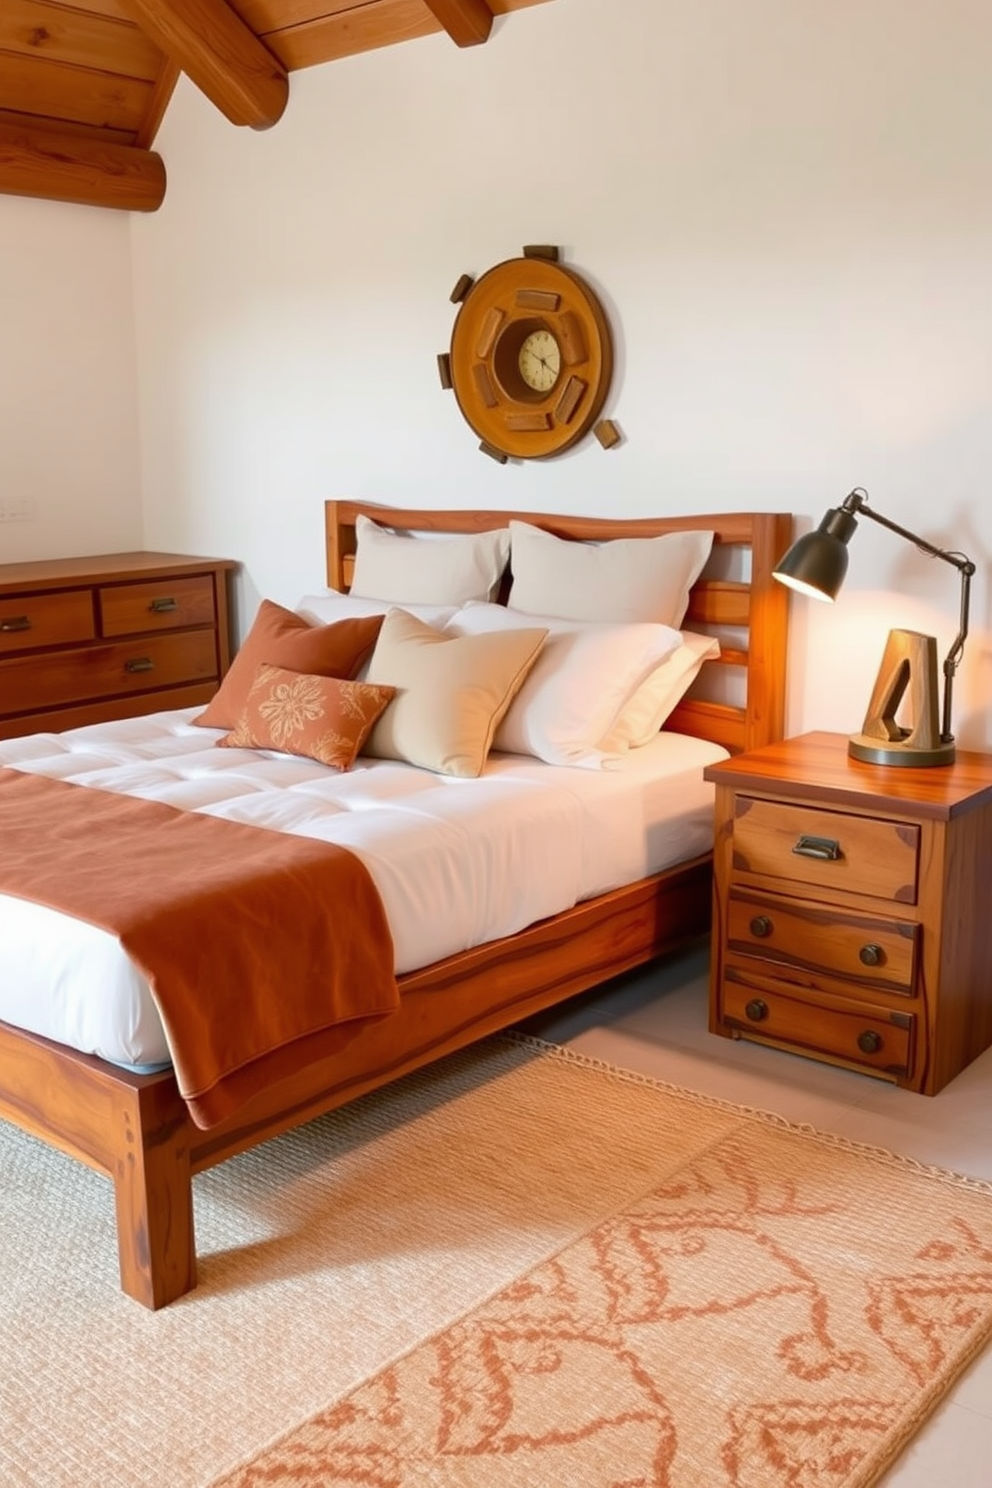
[325,500,793,755]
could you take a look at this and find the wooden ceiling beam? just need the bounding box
[134,58,181,151]
[0,121,166,212]
[422,0,493,46]
[117,0,288,129]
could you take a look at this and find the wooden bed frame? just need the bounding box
[0,502,792,1308]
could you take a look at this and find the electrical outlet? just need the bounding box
[0,496,36,522]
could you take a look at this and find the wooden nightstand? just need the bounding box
[704,731,992,1095]
[0,552,237,740]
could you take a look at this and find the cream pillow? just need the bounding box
[363,608,547,778]
[507,519,714,627]
[447,604,681,769]
[601,632,722,751]
[295,592,458,628]
[350,514,510,605]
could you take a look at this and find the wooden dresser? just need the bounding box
[0,551,237,740]
[705,731,992,1096]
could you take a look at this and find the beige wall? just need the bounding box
[0,196,141,560]
[2,0,990,744]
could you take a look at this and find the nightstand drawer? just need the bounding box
[98,575,217,637]
[732,796,919,904]
[0,631,219,714]
[727,890,918,994]
[722,968,915,1079]
[0,590,95,654]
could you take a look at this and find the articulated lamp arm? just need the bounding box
[773,487,976,761]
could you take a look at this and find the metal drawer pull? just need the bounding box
[749,915,773,938]
[745,999,768,1022]
[0,615,31,633]
[150,597,179,613]
[125,657,155,673]
[859,943,884,967]
[857,1030,883,1055]
[792,834,841,861]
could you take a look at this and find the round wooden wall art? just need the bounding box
[438,245,621,463]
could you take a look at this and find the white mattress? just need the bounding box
[0,710,727,1069]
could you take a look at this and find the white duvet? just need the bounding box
[0,710,727,1069]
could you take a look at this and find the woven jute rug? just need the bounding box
[2,1036,991,1487]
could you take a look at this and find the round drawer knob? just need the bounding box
[745,999,769,1022]
[859,943,884,967]
[749,916,772,939]
[857,1029,883,1055]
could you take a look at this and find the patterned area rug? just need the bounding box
[2,1035,992,1487]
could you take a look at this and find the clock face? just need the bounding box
[518,329,561,393]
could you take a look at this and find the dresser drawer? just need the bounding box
[0,552,235,740]
[0,631,220,716]
[727,889,918,994]
[0,590,95,654]
[98,574,217,637]
[721,967,916,1079]
[732,796,919,904]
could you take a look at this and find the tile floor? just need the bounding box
[521,936,992,1488]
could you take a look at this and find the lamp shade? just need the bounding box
[772,504,859,601]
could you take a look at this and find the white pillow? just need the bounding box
[601,632,722,751]
[349,514,510,605]
[507,519,714,627]
[446,603,681,769]
[295,592,458,629]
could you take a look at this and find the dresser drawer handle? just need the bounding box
[859,943,884,967]
[749,915,773,939]
[125,657,155,674]
[857,1029,883,1055]
[792,834,841,861]
[0,615,31,633]
[150,597,179,613]
[745,999,769,1022]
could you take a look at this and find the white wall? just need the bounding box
[7,0,992,747]
[0,196,142,560]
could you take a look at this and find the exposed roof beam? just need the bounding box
[135,59,182,152]
[118,0,289,129]
[0,123,166,212]
[423,0,493,47]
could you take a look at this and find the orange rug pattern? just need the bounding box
[210,1054,992,1488]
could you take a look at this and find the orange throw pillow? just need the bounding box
[218,665,396,770]
[195,600,383,730]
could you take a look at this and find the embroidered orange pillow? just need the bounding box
[218,665,396,770]
[195,600,384,730]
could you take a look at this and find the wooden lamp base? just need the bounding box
[848,627,955,767]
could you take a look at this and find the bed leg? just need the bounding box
[110,1083,197,1309]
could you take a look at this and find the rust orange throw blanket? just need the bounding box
[0,769,399,1129]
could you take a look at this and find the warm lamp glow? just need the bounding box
[772,571,836,602]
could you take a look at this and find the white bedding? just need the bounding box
[0,710,727,1069]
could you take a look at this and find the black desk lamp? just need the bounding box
[773,488,975,767]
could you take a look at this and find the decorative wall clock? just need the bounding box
[438,244,620,463]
